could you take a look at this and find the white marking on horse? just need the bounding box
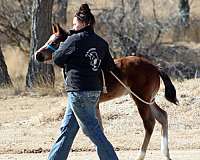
[161,135,169,157]
[136,149,146,160]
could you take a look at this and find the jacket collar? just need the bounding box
[69,25,94,35]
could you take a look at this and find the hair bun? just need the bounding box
[75,3,95,27]
[79,3,91,14]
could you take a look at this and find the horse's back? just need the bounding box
[100,56,160,102]
[122,56,160,100]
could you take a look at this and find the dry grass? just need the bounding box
[3,46,28,81]
[1,46,65,97]
[68,0,200,19]
[0,79,199,155]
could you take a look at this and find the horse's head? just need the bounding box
[35,24,68,62]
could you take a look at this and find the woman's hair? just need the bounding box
[75,3,95,27]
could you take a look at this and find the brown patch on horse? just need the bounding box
[100,56,160,103]
[99,55,177,160]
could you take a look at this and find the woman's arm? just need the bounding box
[101,43,116,72]
[53,35,76,68]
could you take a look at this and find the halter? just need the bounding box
[47,44,57,52]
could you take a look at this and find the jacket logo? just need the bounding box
[85,48,101,71]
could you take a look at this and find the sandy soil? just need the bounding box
[0,150,200,160]
[0,79,200,159]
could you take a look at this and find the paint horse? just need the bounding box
[35,24,178,160]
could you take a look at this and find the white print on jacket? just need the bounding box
[85,48,101,71]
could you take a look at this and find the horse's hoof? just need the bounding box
[163,158,172,160]
[135,158,144,160]
[135,155,145,160]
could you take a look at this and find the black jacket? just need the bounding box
[53,26,116,92]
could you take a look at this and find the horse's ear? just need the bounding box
[55,23,59,34]
[57,24,66,35]
[55,23,60,34]
[52,24,57,33]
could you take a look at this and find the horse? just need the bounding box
[35,24,178,160]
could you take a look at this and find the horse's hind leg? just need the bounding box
[150,102,171,160]
[133,99,156,160]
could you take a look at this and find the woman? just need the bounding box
[48,3,119,160]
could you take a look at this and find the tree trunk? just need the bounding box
[53,0,68,27]
[0,46,13,87]
[121,0,141,55]
[173,0,190,42]
[179,0,190,27]
[26,0,55,88]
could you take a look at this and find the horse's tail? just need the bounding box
[159,70,179,105]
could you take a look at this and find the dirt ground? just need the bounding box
[0,79,200,159]
[0,150,200,160]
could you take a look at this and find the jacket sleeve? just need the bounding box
[101,43,116,72]
[53,35,76,68]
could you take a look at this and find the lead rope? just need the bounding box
[109,71,155,105]
[101,70,108,93]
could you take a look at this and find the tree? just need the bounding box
[120,0,142,55]
[179,0,190,27]
[0,0,68,54]
[0,0,32,54]
[173,0,190,42]
[53,0,68,27]
[26,0,55,88]
[96,0,143,57]
[0,46,13,87]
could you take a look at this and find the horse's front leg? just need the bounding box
[96,102,104,131]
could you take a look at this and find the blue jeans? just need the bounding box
[48,91,119,160]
